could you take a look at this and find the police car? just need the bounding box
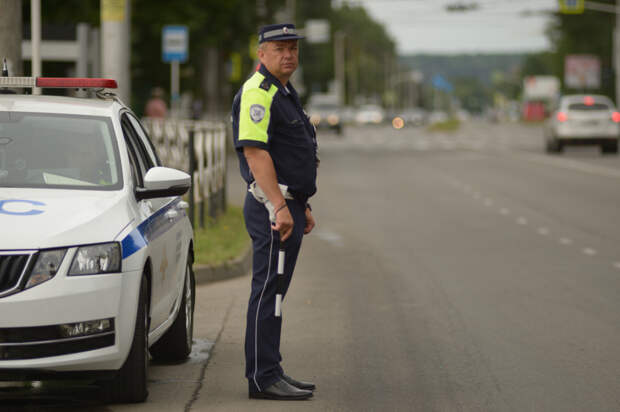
[0,77,195,403]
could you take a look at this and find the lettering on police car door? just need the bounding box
[0,199,45,216]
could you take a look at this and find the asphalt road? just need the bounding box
[5,120,620,411]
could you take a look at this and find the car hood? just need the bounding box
[0,188,132,250]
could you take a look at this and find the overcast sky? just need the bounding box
[344,0,557,55]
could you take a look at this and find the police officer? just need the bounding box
[232,23,318,400]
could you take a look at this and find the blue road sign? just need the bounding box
[432,74,453,93]
[162,25,189,63]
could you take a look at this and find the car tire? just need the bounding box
[150,255,195,362]
[601,140,618,154]
[99,275,149,403]
[546,138,562,154]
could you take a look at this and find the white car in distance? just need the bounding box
[0,77,195,403]
[545,94,620,154]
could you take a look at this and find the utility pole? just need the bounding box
[0,0,23,77]
[334,31,345,107]
[101,0,131,104]
[31,0,41,94]
[286,0,296,24]
[616,0,620,106]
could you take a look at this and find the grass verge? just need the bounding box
[427,119,461,132]
[193,205,249,266]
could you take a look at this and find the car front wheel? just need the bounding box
[100,274,149,403]
[150,255,195,361]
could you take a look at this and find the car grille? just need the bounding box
[0,253,34,297]
[0,323,115,360]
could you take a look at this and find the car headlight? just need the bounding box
[25,249,67,289]
[69,242,121,276]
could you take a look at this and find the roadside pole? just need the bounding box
[0,0,23,77]
[616,0,620,106]
[162,25,188,117]
[101,0,131,104]
[334,31,346,107]
[31,0,41,95]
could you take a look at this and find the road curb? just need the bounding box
[194,243,252,285]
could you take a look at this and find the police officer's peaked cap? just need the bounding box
[258,23,304,44]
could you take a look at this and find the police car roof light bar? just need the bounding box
[0,77,118,89]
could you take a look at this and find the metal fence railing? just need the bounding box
[142,118,227,229]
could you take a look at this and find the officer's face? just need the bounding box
[258,40,299,82]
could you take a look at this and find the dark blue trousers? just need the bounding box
[244,192,306,393]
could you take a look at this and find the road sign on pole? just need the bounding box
[162,25,188,63]
[162,25,188,117]
[559,0,585,14]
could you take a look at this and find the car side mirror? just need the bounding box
[135,166,191,200]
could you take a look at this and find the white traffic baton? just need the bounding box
[275,241,285,317]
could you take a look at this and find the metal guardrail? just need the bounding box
[142,118,227,228]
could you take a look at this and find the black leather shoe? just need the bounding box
[249,379,313,400]
[282,374,316,391]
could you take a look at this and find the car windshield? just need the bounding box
[0,112,122,190]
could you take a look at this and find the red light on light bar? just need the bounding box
[583,96,595,106]
[557,112,568,122]
[35,77,117,89]
[612,112,620,123]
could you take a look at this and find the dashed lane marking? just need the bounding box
[484,198,494,207]
[613,262,620,270]
[537,227,550,236]
[500,208,511,216]
[517,217,528,225]
[559,237,573,245]
[582,248,598,256]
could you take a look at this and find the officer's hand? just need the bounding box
[272,205,294,242]
[304,208,315,235]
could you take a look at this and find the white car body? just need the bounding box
[355,104,385,125]
[0,93,194,396]
[545,94,620,154]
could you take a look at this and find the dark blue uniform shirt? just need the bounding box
[232,64,318,201]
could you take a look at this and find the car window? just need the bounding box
[121,114,152,185]
[124,136,141,188]
[126,114,161,167]
[0,112,122,190]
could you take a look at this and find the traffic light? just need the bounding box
[559,0,584,14]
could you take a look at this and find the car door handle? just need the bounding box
[165,209,179,220]
[178,201,189,210]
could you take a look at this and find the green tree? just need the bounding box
[331,4,396,105]
[520,52,555,77]
[546,1,615,99]
[23,0,284,114]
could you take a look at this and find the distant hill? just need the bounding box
[399,53,528,85]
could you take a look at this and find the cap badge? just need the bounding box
[283,27,289,34]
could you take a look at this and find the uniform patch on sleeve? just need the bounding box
[250,104,266,123]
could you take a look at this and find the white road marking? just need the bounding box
[517,217,528,225]
[582,248,597,256]
[537,227,550,236]
[473,192,481,199]
[500,208,511,215]
[613,262,620,270]
[559,237,573,245]
[484,198,494,207]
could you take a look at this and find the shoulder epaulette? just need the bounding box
[259,78,271,91]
